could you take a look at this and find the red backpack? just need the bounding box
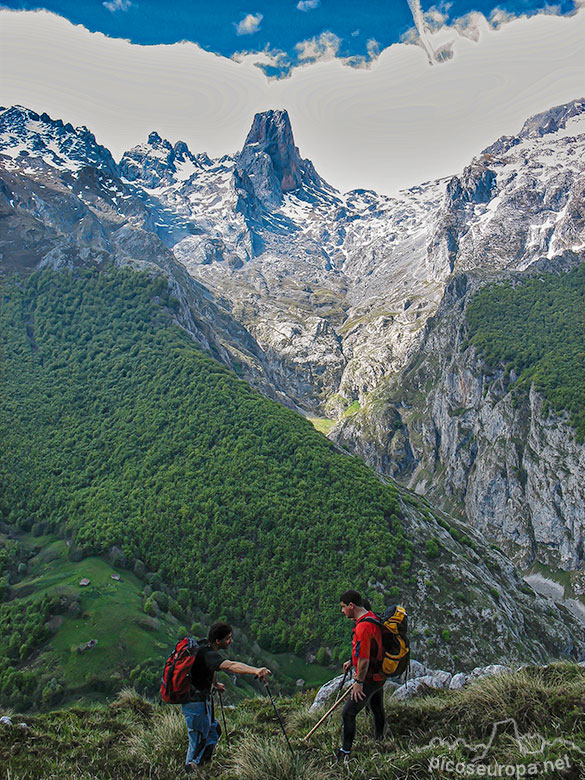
[160,637,205,703]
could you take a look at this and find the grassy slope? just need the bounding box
[1,664,583,779]
[0,528,331,711]
[466,264,585,442]
[6,532,186,695]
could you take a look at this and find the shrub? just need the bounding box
[143,596,157,617]
[152,591,168,612]
[315,647,330,666]
[134,559,146,579]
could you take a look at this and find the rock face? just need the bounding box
[332,258,585,570]
[236,109,324,209]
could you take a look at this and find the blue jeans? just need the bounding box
[181,699,220,767]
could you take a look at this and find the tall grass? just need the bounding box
[1,664,583,779]
[230,736,336,780]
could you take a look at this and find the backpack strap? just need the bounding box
[359,616,382,627]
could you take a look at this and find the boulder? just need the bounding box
[394,670,452,700]
[449,672,469,689]
[78,638,99,654]
[310,674,349,712]
[468,664,511,681]
[409,659,430,678]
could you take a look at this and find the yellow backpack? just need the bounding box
[363,605,410,678]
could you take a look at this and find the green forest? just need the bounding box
[466,264,585,442]
[0,268,409,659]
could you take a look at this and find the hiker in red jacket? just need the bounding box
[336,590,386,761]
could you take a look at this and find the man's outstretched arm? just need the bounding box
[219,660,271,682]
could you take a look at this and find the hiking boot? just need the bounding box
[184,762,199,774]
[335,748,350,764]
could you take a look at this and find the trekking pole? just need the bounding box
[334,668,351,703]
[218,690,230,746]
[335,669,353,701]
[263,682,295,758]
[303,684,352,741]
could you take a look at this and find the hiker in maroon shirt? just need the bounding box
[336,590,386,761]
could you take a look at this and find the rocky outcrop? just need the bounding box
[236,109,325,209]
[313,662,540,707]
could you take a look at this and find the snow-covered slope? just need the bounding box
[1,100,584,412]
[0,105,117,175]
[429,101,585,278]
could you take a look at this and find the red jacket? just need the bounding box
[352,611,385,683]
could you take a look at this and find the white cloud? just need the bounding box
[103,0,132,11]
[1,8,584,195]
[489,8,516,28]
[424,6,450,31]
[295,31,341,62]
[235,13,263,36]
[232,46,291,78]
[297,0,320,11]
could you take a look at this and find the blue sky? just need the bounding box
[1,3,583,193]
[1,0,580,75]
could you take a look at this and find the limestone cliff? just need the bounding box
[332,256,585,570]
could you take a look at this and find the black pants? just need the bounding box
[342,680,386,752]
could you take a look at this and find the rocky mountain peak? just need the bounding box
[0,105,117,175]
[119,132,200,188]
[519,97,585,139]
[482,98,585,157]
[147,130,170,148]
[242,109,301,191]
[236,108,324,209]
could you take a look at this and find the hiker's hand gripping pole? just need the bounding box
[303,684,352,741]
